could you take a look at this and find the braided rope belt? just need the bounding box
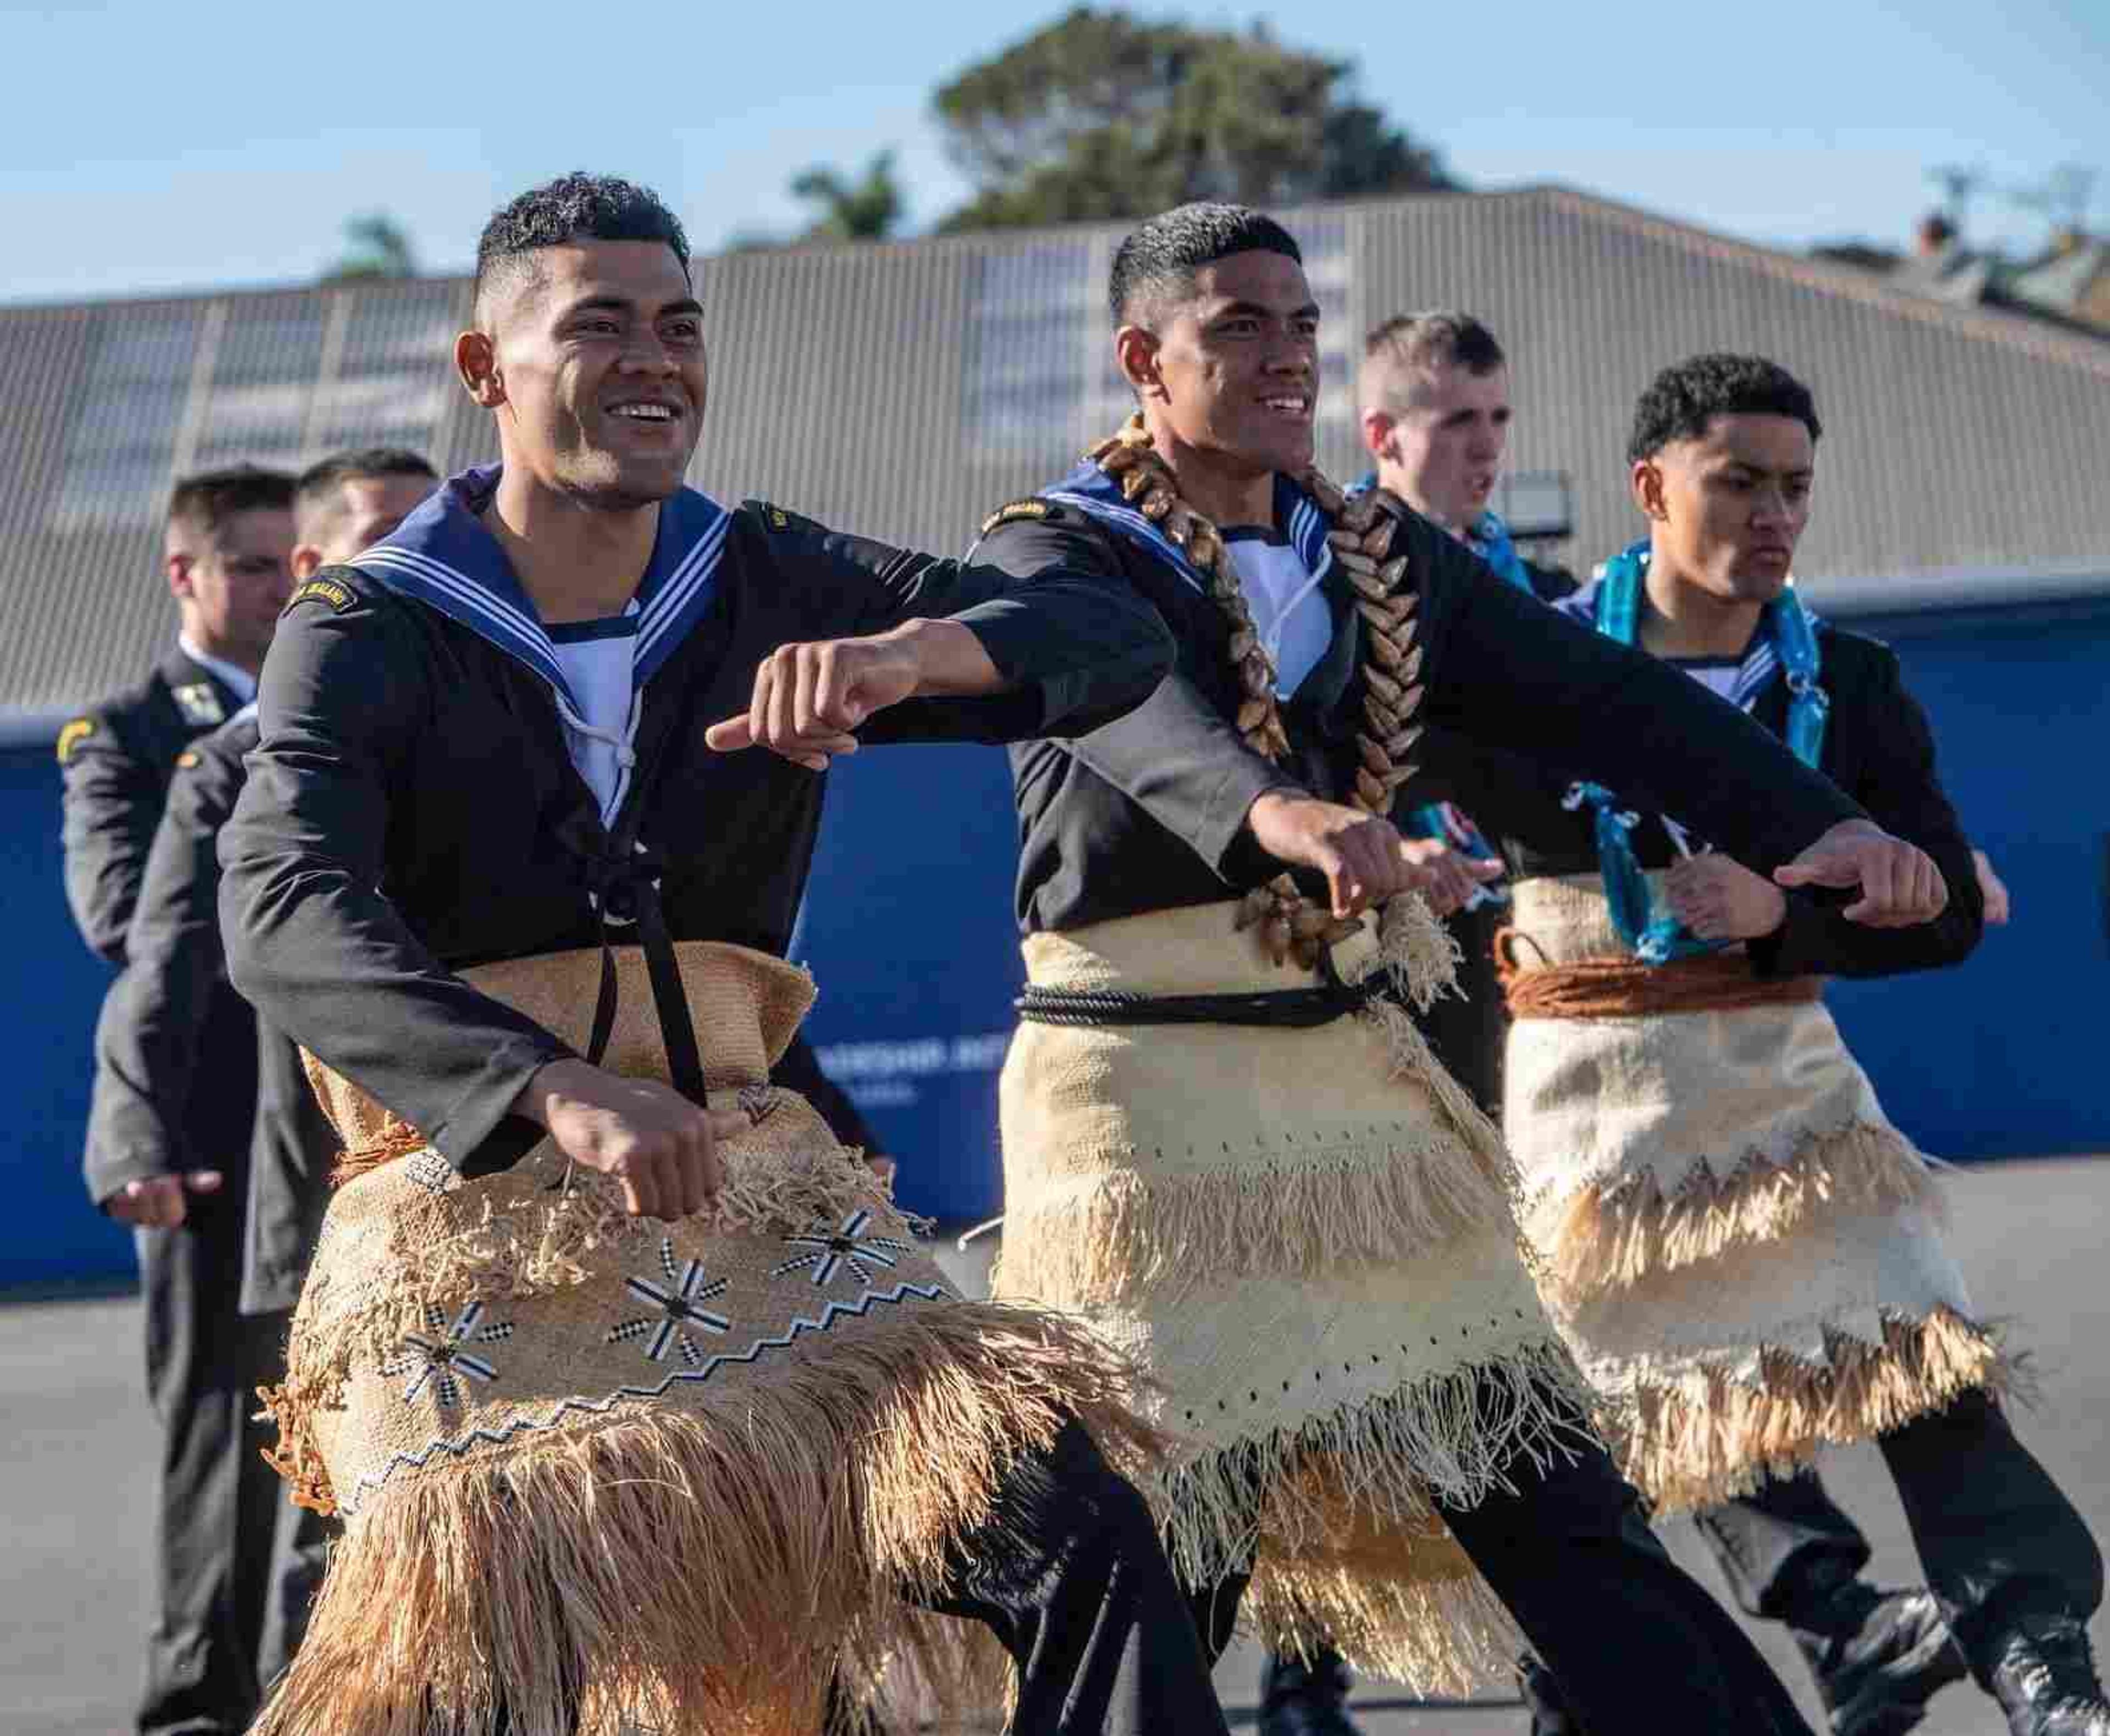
[1495,939,1824,1021]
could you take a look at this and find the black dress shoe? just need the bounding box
[1259,1645,1361,1736]
[1987,1612,2110,1736]
[1787,1580,1967,1735]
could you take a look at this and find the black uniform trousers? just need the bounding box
[134,1179,321,1735]
[435,1421,1228,1736]
[1194,1371,1819,1736]
[1694,1389,2104,1683]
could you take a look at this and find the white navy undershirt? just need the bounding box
[547,608,641,824]
[1667,655,1743,703]
[1222,528,1331,698]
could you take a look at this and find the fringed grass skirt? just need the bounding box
[995,898,1589,1693]
[1503,873,2008,1512]
[259,942,1151,1736]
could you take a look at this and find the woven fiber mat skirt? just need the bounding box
[1503,873,2008,1512]
[258,942,1151,1736]
[996,897,1589,1693]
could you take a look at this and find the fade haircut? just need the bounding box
[165,464,295,540]
[293,447,437,538]
[1359,311,1506,414]
[473,172,692,322]
[1108,202,1303,329]
[1628,354,1822,463]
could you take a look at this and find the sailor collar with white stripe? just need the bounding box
[1042,460,1334,600]
[353,464,731,711]
[1557,554,1822,715]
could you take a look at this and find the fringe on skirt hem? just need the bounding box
[254,1300,1155,1735]
[1526,1120,1937,1299]
[1607,1305,2013,1514]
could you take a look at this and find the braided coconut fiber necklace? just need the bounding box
[1085,414,1430,967]
[991,418,1584,1691]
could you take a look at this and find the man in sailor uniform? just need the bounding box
[1464,354,2106,1736]
[64,463,301,1736]
[85,447,441,1711]
[219,173,1229,1736]
[971,202,1956,1736]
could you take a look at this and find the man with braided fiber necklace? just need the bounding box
[947,203,1950,1736]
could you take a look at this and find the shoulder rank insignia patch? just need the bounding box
[288,576,355,615]
[55,717,95,765]
[174,749,202,770]
[979,498,1052,537]
[171,683,226,727]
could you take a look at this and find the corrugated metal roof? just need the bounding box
[3,185,2106,720]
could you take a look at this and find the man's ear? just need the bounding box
[290,544,325,582]
[1630,458,1667,520]
[1359,409,1396,461]
[456,329,505,408]
[1113,324,1164,400]
[165,552,195,602]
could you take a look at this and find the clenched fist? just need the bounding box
[704,618,1004,771]
[1773,819,1948,928]
[1247,792,1502,919]
[106,1169,223,1228]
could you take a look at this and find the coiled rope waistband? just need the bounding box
[1495,933,1823,1021]
[1015,960,1375,1030]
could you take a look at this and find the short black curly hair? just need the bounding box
[1628,354,1821,463]
[473,172,691,320]
[1108,202,1302,328]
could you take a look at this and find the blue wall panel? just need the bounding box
[0,748,137,1287]
[1823,599,2110,1160]
[794,742,1023,1224]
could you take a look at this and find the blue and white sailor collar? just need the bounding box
[1558,546,1823,715]
[1042,460,1335,600]
[354,464,732,713]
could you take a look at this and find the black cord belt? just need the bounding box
[1015,966,1375,1031]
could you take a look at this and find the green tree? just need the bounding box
[790,150,906,242]
[931,9,1457,233]
[324,213,418,282]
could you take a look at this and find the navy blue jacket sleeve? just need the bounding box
[219,580,575,1176]
[1747,649,1982,977]
[82,737,235,1204]
[752,503,1175,744]
[974,507,1296,876]
[1409,510,1866,875]
[60,708,161,964]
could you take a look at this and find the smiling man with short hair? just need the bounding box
[969,202,1956,1736]
[1478,354,2108,1736]
[220,173,1227,1736]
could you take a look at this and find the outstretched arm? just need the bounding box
[702,503,1173,763]
[1748,656,1982,970]
[1411,516,1944,926]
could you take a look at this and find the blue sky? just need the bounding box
[4,0,2103,305]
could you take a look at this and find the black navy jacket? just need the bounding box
[219,481,1173,1181]
[64,643,259,1208]
[61,643,247,965]
[85,713,337,1310]
[973,489,1866,936]
[1434,621,1985,978]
